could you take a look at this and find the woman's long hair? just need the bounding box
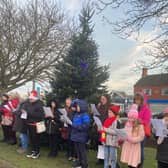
[133,93,144,111]
[132,118,142,135]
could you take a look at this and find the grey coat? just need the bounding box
[104,121,118,147]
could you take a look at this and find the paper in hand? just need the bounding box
[58,108,72,126]
[91,104,100,116]
[115,128,128,139]
[43,107,54,118]
[93,116,102,129]
[21,109,27,119]
[58,108,67,116]
[151,119,168,137]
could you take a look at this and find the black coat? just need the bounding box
[156,137,168,163]
[13,100,29,134]
[25,100,45,124]
[45,109,62,134]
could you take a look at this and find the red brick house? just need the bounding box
[134,68,168,104]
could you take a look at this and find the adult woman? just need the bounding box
[96,95,110,165]
[46,99,62,157]
[65,97,76,161]
[26,90,45,159]
[133,93,151,168]
[97,95,110,123]
[0,94,17,145]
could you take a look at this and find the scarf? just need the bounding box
[100,116,116,143]
[103,116,116,128]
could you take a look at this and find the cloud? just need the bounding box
[106,33,153,93]
[106,28,160,94]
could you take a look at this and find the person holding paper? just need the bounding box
[45,99,63,157]
[25,90,45,159]
[120,105,144,168]
[154,108,168,168]
[0,94,17,145]
[100,105,120,168]
[70,99,90,168]
[64,97,77,161]
[96,95,110,165]
[13,99,29,154]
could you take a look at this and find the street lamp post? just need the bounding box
[32,0,38,90]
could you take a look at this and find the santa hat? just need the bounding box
[128,104,138,119]
[108,105,120,115]
[29,90,38,100]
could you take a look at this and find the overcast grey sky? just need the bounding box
[14,0,159,95]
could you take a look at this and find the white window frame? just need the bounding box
[161,88,168,96]
[143,89,152,96]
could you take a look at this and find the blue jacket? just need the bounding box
[70,99,90,143]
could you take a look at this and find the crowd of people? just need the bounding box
[0,90,168,168]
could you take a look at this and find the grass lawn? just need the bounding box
[0,143,157,168]
[0,131,157,168]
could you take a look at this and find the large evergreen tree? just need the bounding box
[50,5,109,103]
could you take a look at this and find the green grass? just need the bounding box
[0,134,157,168]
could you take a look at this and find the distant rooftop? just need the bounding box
[134,73,168,87]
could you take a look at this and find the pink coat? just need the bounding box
[120,124,145,167]
[138,104,151,125]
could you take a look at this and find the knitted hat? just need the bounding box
[108,105,120,115]
[29,90,38,100]
[128,104,138,119]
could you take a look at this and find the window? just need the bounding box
[162,88,168,96]
[143,89,152,96]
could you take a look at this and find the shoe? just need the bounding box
[26,151,35,158]
[31,152,40,159]
[72,161,81,168]
[17,148,27,154]
[68,157,73,161]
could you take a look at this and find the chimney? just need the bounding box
[142,68,148,78]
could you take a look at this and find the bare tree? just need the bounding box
[0,0,72,92]
[95,0,168,70]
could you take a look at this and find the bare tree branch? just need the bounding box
[0,0,73,92]
[95,0,168,70]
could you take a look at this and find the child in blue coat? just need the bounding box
[71,99,90,168]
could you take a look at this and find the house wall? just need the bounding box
[134,85,168,100]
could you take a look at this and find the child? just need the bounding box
[13,99,29,154]
[152,108,168,168]
[120,105,144,168]
[101,105,120,168]
[71,99,90,168]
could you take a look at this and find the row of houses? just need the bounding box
[111,68,168,115]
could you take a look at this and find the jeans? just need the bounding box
[20,133,28,150]
[104,146,117,168]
